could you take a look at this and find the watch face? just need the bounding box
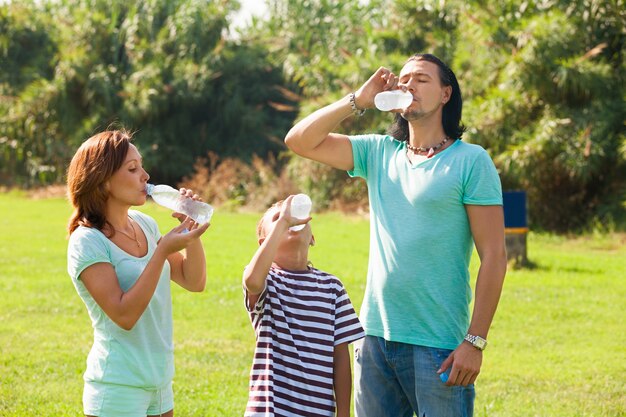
[475,339,486,349]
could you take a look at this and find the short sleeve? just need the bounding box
[242,266,268,314]
[462,149,503,206]
[334,283,366,346]
[67,228,111,281]
[348,134,386,180]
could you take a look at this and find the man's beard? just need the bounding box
[401,102,441,122]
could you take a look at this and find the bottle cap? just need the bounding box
[145,184,154,196]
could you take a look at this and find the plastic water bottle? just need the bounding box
[374,90,413,111]
[289,194,312,231]
[145,184,214,224]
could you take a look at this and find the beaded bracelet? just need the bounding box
[349,92,366,116]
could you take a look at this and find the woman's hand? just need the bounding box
[159,217,209,255]
[171,187,204,222]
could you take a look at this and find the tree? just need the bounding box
[457,0,625,231]
[0,0,299,186]
[0,1,59,185]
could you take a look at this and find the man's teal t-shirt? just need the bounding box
[348,135,503,350]
[67,210,173,389]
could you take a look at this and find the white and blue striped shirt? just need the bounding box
[244,266,365,417]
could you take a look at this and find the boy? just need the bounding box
[243,195,365,417]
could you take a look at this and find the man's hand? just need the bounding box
[354,66,399,109]
[438,342,483,386]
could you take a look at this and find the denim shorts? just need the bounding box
[354,335,475,417]
[83,380,174,417]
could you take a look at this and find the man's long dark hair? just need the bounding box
[387,53,466,142]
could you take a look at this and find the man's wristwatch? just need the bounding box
[464,333,488,351]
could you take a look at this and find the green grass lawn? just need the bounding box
[0,193,624,416]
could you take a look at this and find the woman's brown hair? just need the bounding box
[66,130,132,235]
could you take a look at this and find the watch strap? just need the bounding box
[464,333,487,350]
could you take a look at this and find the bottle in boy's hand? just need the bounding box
[146,184,213,224]
[289,194,312,231]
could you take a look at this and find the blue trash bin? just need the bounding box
[503,191,528,265]
[503,191,528,230]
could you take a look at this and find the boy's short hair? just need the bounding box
[256,200,285,240]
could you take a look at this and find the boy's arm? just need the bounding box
[243,195,309,300]
[242,217,290,297]
[333,342,352,417]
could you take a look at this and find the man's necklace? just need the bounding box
[406,137,449,158]
[115,216,140,248]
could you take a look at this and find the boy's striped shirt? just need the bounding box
[244,266,365,417]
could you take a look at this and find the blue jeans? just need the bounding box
[354,336,475,417]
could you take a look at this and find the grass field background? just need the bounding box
[0,192,624,416]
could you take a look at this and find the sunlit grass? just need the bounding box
[0,194,624,416]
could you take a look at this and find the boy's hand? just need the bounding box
[279,195,312,230]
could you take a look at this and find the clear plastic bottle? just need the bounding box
[374,90,413,111]
[145,184,214,224]
[289,193,312,231]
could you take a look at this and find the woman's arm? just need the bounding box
[81,218,208,330]
[168,231,208,292]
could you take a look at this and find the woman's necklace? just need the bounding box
[114,216,140,248]
[406,137,449,158]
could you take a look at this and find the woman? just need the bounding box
[66,130,209,417]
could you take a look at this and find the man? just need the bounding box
[284,53,507,416]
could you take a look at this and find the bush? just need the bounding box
[179,151,369,213]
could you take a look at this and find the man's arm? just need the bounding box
[465,204,508,343]
[285,67,397,171]
[284,97,355,171]
[439,205,507,386]
[333,342,352,417]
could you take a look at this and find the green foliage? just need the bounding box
[459,3,625,231]
[0,0,298,186]
[0,2,60,185]
[1,0,624,232]
[238,0,626,231]
[252,0,386,97]
[0,2,56,94]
